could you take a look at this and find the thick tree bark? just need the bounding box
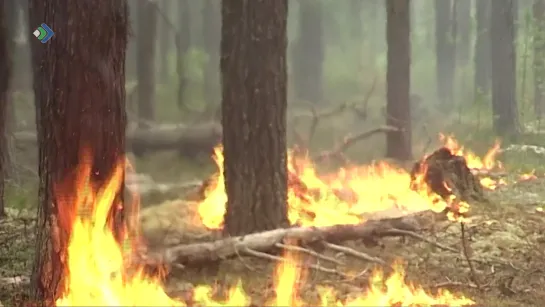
[533,0,545,118]
[474,0,491,100]
[28,0,128,304]
[158,0,172,84]
[0,1,10,218]
[202,0,221,115]
[221,0,289,236]
[385,0,412,161]
[136,0,157,127]
[456,0,472,67]
[491,1,518,136]
[490,0,518,137]
[291,0,324,104]
[435,0,456,108]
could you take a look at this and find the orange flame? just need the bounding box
[53,148,476,306]
[197,136,500,230]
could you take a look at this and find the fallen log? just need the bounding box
[145,208,451,267]
[14,122,222,158]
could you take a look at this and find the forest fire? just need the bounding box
[198,135,501,230]
[53,155,475,306]
[439,134,503,190]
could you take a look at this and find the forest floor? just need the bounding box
[2,105,545,306]
[2,148,545,306]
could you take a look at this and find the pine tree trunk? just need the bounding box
[136,0,157,127]
[158,0,172,84]
[0,0,10,218]
[474,0,491,100]
[291,0,323,104]
[202,0,221,116]
[456,0,472,67]
[386,0,412,161]
[435,0,456,108]
[490,0,518,137]
[28,0,128,303]
[533,0,545,117]
[221,0,290,236]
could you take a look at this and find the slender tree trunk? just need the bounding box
[0,0,11,218]
[291,0,323,104]
[456,0,472,67]
[221,0,289,236]
[5,0,20,129]
[533,0,545,117]
[490,0,518,137]
[176,0,191,109]
[202,0,221,116]
[28,0,128,303]
[136,0,157,127]
[158,0,172,84]
[474,0,491,100]
[386,0,412,161]
[435,0,456,108]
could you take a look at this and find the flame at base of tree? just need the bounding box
[198,135,502,229]
[49,148,475,306]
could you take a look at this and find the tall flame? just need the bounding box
[52,144,478,306]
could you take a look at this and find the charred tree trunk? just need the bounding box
[136,0,157,127]
[158,0,172,84]
[533,0,545,118]
[202,0,221,117]
[28,0,128,303]
[291,0,323,104]
[456,0,472,67]
[474,0,491,100]
[385,0,412,161]
[490,0,518,137]
[221,0,289,236]
[0,0,10,218]
[435,0,456,108]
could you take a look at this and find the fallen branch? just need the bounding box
[291,82,376,151]
[145,209,451,268]
[274,242,344,266]
[242,247,354,279]
[14,122,222,158]
[460,222,482,290]
[322,242,385,265]
[380,228,458,253]
[313,126,400,163]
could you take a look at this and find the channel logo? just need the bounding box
[33,23,54,44]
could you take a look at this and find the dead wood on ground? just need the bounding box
[143,208,453,270]
[14,122,222,158]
